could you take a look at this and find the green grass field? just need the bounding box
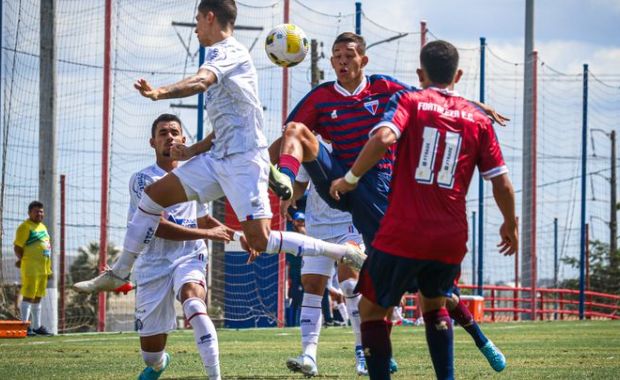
[1,321,619,379]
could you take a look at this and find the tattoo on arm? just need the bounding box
[157,69,215,99]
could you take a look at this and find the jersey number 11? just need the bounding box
[415,126,462,189]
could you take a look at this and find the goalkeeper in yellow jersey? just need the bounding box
[14,200,53,336]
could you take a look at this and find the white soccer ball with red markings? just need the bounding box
[265,23,309,68]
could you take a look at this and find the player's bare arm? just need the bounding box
[134,68,217,100]
[471,100,510,126]
[155,216,232,242]
[198,215,258,260]
[491,174,518,255]
[171,132,215,161]
[329,126,397,200]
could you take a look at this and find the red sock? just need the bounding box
[386,320,393,336]
[278,154,301,178]
[361,320,392,380]
[449,301,488,348]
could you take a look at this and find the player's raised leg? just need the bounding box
[73,173,189,292]
[446,294,506,372]
[240,218,365,270]
[269,122,320,201]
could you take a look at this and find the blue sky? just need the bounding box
[283,0,620,73]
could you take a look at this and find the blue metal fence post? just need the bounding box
[355,2,362,35]
[197,46,206,140]
[477,37,486,296]
[472,211,477,286]
[579,64,589,320]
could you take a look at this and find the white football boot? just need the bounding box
[73,268,130,293]
[286,354,318,377]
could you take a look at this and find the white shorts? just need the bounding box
[134,256,206,337]
[173,148,272,222]
[301,228,364,277]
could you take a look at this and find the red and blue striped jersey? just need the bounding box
[372,87,507,264]
[286,75,413,173]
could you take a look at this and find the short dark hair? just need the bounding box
[333,32,366,55]
[198,0,237,29]
[420,40,459,85]
[28,201,44,212]
[151,113,182,137]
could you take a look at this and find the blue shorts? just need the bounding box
[357,247,461,308]
[302,144,391,247]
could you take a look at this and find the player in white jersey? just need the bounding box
[73,0,365,295]
[125,114,239,380]
[286,140,367,377]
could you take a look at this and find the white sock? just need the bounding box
[300,293,323,361]
[340,278,362,347]
[20,301,32,324]
[31,302,42,330]
[392,306,404,323]
[265,230,349,260]
[111,250,139,279]
[116,193,163,278]
[336,302,349,323]
[183,297,220,379]
[141,350,166,371]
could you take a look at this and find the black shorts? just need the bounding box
[302,143,391,248]
[357,246,461,308]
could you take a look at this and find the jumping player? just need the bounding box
[331,40,518,379]
[73,0,365,294]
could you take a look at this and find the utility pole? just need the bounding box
[521,0,536,320]
[310,39,324,88]
[40,0,58,335]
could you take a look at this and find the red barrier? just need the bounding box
[403,284,619,322]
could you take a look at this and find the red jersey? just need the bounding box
[372,87,507,264]
[286,75,412,173]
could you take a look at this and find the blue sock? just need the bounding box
[463,322,488,348]
[423,308,454,380]
[280,167,296,184]
[449,301,488,348]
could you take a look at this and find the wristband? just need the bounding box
[344,170,360,185]
[233,231,243,241]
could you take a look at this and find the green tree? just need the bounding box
[64,241,121,332]
[561,240,620,295]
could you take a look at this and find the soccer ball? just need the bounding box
[265,23,309,68]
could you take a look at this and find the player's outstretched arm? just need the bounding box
[329,126,397,200]
[155,216,232,242]
[198,215,259,262]
[134,68,216,101]
[491,174,518,256]
[471,100,510,126]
